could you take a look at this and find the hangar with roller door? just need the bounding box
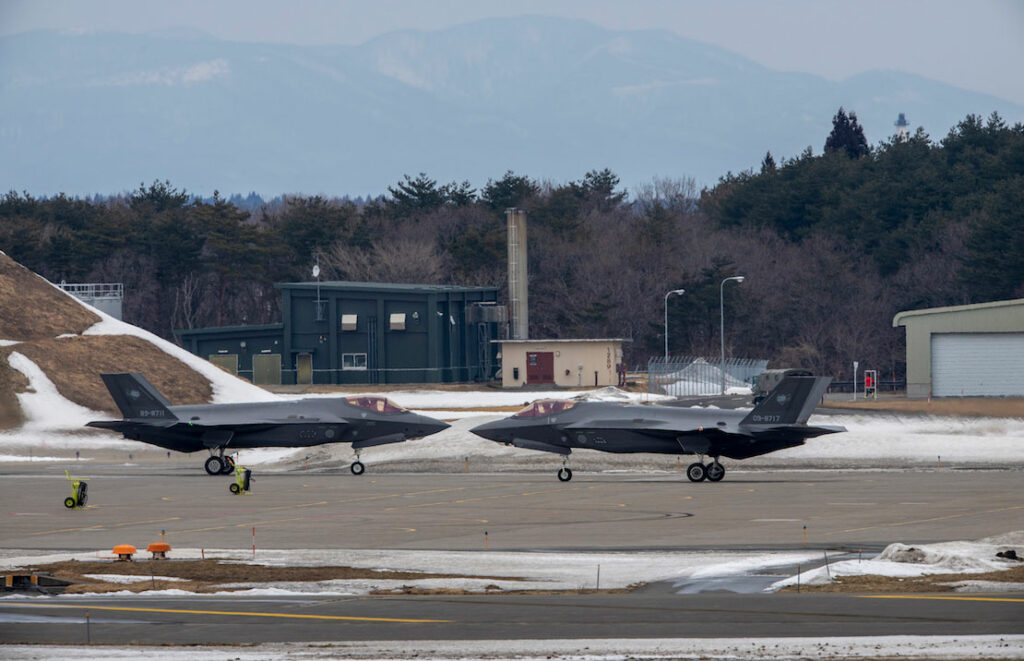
[893,298,1024,398]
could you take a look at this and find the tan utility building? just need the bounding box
[495,339,626,388]
[893,298,1024,398]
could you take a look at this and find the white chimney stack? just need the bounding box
[506,208,529,340]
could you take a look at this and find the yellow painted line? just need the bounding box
[859,595,1024,603]
[27,525,104,536]
[27,517,181,537]
[1,603,451,623]
[264,501,329,511]
[822,504,1024,536]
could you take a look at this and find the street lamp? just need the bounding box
[663,289,686,362]
[720,276,745,394]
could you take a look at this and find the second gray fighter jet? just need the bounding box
[470,375,844,482]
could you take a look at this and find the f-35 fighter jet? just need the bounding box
[470,375,844,482]
[87,373,450,475]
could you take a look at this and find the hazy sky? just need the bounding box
[3,0,1023,105]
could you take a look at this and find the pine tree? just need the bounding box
[824,107,869,158]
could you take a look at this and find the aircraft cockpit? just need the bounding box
[344,396,408,414]
[512,399,577,418]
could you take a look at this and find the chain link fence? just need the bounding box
[647,356,768,397]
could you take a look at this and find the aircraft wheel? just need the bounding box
[64,497,76,509]
[220,456,236,474]
[686,462,707,482]
[229,483,240,494]
[557,467,573,482]
[706,461,725,482]
[79,493,88,506]
[350,461,365,475]
[204,456,224,475]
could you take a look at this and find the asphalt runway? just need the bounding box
[1,591,1023,644]
[1,461,1023,645]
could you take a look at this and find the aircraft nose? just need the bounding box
[469,418,511,443]
[409,413,450,438]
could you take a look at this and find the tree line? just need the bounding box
[2,110,1021,382]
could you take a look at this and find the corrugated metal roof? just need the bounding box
[893,298,1024,327]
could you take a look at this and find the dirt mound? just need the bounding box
[11,335,212,414]
[0,253,100,340]
[0,253,217,428]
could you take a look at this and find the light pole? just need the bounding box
[720,276,745,394]
[663,289,686,363]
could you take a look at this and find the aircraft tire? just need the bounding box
[204,456,224,475]
[350,461,365,475]
[706,462,725,482]
[557,467,573,482]
[220,456,235,474]
[229,483,240,494]
[686,462,707,482]
[64,497,76,509]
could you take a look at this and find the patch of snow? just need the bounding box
[82,574,188,584]
[6,352,105,430]
[0,546,831,593]
[0,453,74,462]
[0,339,20,346]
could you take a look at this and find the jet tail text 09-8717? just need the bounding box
[87,373,450,475]
[470,375,844,482]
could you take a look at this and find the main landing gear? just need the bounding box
[686,457,726,482]
[557,457,573,482]
[204,452,235,475]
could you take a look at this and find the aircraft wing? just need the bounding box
[563,417,689,433]
[172,411,351,427]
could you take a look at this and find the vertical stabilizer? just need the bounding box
[99,373,176,421]
[740,376,831,426]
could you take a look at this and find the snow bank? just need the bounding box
[2,636,1022,660]
[770,531,1024,590]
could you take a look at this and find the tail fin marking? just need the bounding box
[99,373,177,422]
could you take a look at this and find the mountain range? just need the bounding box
[2,16,1021,197]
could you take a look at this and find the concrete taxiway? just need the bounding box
[1,463,1021,551]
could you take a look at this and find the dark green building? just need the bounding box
[176,281,504,385]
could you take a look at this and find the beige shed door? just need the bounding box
[931,333,1024,396]
[209,354,238,375]
[252,353,282,385]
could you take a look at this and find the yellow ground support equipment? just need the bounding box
[229,465,252,494]
[63,469,88,509]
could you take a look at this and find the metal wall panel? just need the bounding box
[931,332,1024,396]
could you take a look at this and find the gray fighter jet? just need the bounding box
[87,373,449,475]
[470,375,844,482]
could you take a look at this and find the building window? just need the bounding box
[342,353,367,370]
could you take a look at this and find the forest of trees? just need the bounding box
[2,111,1022,382]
